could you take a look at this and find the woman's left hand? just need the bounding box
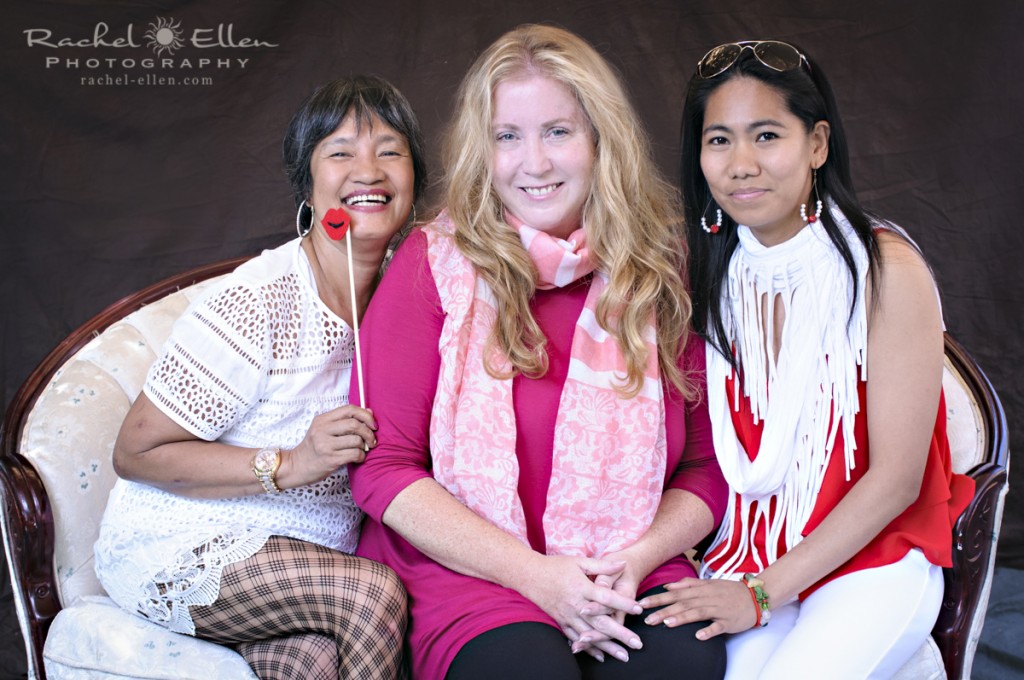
[573,550,642,659]
[516,553,643,662]
[638,577,758,640]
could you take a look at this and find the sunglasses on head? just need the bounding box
[697,40,810,79]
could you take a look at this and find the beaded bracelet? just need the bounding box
[742,573,771,628]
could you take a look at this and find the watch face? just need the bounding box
[254,449,277,473]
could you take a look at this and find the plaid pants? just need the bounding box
[189,535,407,680]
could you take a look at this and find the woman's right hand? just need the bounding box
[380,479,643,661]
[638,577,757,639]
[278,405,377,489]
[518,553,644,663]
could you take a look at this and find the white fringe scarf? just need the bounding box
[701,204,870,579]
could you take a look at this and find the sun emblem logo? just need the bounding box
[144,17,185,56]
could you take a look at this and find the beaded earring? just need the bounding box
[701,206,723,234]
[801,170,823,224]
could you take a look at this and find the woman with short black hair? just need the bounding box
[95,74,426,680]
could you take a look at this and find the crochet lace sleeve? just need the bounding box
[144,281,271,440]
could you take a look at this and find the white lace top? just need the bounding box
[94,238,364,635]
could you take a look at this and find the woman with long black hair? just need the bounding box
[641,41,975,678]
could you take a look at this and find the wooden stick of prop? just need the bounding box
[321,207,366,408]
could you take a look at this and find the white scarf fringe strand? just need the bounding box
[702,203,869,579]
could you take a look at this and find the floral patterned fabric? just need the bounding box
[44,596,256,679]
[12,279,258,678]
[425,211,666,558]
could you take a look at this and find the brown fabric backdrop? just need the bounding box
[2,0,1022,676]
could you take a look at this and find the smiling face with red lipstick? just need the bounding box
[308,113,415,246]
[490,74,595,241]
[700,76,829,247]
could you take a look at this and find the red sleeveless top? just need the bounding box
[705,376,975,598]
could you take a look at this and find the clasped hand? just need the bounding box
[523,554,644,663]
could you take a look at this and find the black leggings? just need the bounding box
[446,587,726,680]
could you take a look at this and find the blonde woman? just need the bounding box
[349,25,727,679]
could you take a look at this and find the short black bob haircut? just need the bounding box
[283,74,427,207]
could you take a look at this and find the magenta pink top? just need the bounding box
[349,228,727,679]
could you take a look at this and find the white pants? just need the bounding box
[724,549,944,680]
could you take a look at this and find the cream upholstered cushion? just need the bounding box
[44,596,255,680]
[943,354,987,476]
[19,284,208,606]
[11,277,258,679]
[890,357,993,680]
[894,638,947,680]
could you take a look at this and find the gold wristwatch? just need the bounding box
[252,447,282,494]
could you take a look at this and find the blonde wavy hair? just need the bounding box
[443,24,693,397]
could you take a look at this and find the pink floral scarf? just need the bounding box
[424,210,666,557]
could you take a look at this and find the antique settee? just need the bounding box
[0,257,1010,679]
